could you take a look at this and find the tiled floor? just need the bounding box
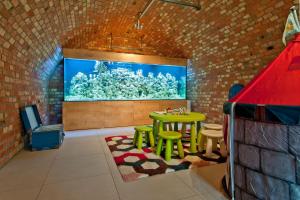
[0,127,228,200]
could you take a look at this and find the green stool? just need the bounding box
[133,126,155,149]
[156,131,184,161]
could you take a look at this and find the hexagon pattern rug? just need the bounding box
[105,135,227,182]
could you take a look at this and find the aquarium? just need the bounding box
[64,58,187,101]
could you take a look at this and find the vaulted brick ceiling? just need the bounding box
[1,0,292,80]
[1,0,201,80]
[60,0,198,57]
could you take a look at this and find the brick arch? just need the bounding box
[61,23,187,57]
[58,0,192,58]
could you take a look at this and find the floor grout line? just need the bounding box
[34,141,110,188]
[100,137,122,200]
[34,150,60,200]
[54,152,106,160]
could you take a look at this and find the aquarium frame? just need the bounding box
[63,48,187,67]
[63,55,188,102]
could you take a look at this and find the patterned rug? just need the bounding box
[105,134,226,182]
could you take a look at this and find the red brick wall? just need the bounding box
[48,63,64,124]
[186,0,293,123]
[0,1,62,167]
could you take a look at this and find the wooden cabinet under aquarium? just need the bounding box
[63,100,187,131]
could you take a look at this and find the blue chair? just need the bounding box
[20,105,64,150]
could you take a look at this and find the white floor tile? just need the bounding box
[45,154,110,184]
[0,166,49,192]
[38,175,119,200]
[57,136,104,159]
[0,187,41,200]
[1,149,57,173]
[116,173,196,200]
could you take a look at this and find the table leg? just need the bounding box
[190,122,197,153]
[159,121,164,134]
[174,122,178,131]
[153,120,159,143]
[163,123,167,131]
[181,123,186,135]
[168,123,173,131]
[197,121,201,134]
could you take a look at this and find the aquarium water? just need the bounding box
[64,58,187,101]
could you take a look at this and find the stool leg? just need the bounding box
[197,128,206,152]
[177,139,184,159]
[170,140,174,155]
[133,130,138,146]
[137,132,143,150]
[198,135,206,152]
[205,138,213,156]
[148,131,155,148]
[145,131,149,146]
[156,138,163,156]
[212,138,218,151]
[165,139,172,161]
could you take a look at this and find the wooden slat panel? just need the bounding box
[63,100,187,131]
[133,101,160,125]
[159,100,187,110]
[103,101,133,128]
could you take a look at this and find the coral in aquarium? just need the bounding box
[66,61,186,101]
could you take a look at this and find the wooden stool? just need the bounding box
[203,123,223,130]
[198,123,223,151]
[133,126,154,149]
[201,130,224,156]
[156,131,184,161]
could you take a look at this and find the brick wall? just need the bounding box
[234,119,300,200]
[0,1,62,167]
[48,63,64,124]
[187,0,293,123]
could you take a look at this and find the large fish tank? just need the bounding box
[64,58,187,101]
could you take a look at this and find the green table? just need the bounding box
[149,112,206,153]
